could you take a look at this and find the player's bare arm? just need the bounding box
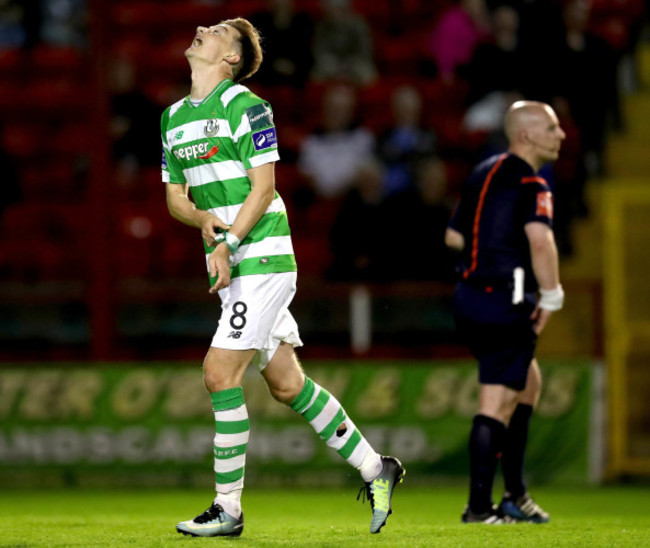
[228,162,276,241]
[525,221,563,334]
[208,162,276,294]
[445,227,465,251]
[165,183,230,245]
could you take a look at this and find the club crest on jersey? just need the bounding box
[204,119,219,136]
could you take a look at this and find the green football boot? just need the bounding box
[358,456,405,533]
[176,503,244,537]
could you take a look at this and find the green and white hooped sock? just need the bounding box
[211,387,249,517]
[290,377,382,482]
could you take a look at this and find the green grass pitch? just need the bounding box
[0,486,648,547]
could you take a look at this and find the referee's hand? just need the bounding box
[531,306,553,335]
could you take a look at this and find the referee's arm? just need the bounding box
[525,221,561,334]
[525,222,559,290]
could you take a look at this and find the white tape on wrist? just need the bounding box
[223,232,241,254]
[539,285,564,311]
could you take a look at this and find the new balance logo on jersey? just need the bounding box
[173,141,212,160]
[227,331,242,339]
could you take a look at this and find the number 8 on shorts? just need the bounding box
[230,301,248,330]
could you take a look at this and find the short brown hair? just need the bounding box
[222,18,263,82]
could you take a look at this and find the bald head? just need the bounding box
[504,101,554,142]
[505,100,565,170]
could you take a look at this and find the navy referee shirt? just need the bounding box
[448,153,554,292]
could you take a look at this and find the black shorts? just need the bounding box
[453,282,538,391]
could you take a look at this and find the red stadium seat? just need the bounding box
[20,162,79,202]
[292,234,332,277]
[358,79,396,133]
[0,48,22,74]
[25,78,88,110]
[111,1,161,26]
[1,123,39,159]
[0,82,22,109]
[30,45,83,74]
[0,203,90,280]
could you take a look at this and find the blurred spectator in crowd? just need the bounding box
[377,85,437,196]
[549,96,588,255]
[109,57,161,197]
[464,5,523,106]
[516,0,564,103]
[327,158,389,282]
[390,157,456,282]
[588,0,645,129]
[0,122,22,218]
[40,0,86,48]
[0,0,26,47]
[553,0,617,177]
[424,0,490,82]
[298,84,374,198]
[249,0,313,87]
[462,90,523,156]
[311,0,377,85]
[110,57,161,166]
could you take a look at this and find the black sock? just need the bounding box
[502,403,533,499]
[468,414,506,514]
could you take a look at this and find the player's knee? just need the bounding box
[269,377,304,404]
[203,369,236,393]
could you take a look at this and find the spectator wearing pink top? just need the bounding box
[425,0,490,82]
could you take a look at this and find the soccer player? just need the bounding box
[445,101,565,523]
[160,18,404,537]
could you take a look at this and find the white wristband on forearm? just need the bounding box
[223,232,241,254]
[539,285,564,311]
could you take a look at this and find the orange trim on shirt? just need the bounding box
[521,176,547,185]
[463,153,508,279]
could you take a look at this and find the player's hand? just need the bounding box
[208,244,231,293]
[201,213,230,247]
[530,306,553,335]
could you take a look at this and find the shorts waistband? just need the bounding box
[459,277,513,292]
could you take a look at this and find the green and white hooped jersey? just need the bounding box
[160,79,296,284]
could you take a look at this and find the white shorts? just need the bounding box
[211,272,303,370]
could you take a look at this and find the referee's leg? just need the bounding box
[502,359,542,500]
[466,384,519,517]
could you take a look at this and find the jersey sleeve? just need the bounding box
[160,109,186,184]
[228,98,280,170]
[521,175,553,228]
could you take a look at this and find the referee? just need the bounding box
[445,101,565,524]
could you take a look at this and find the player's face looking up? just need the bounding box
[185,24,242,67]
